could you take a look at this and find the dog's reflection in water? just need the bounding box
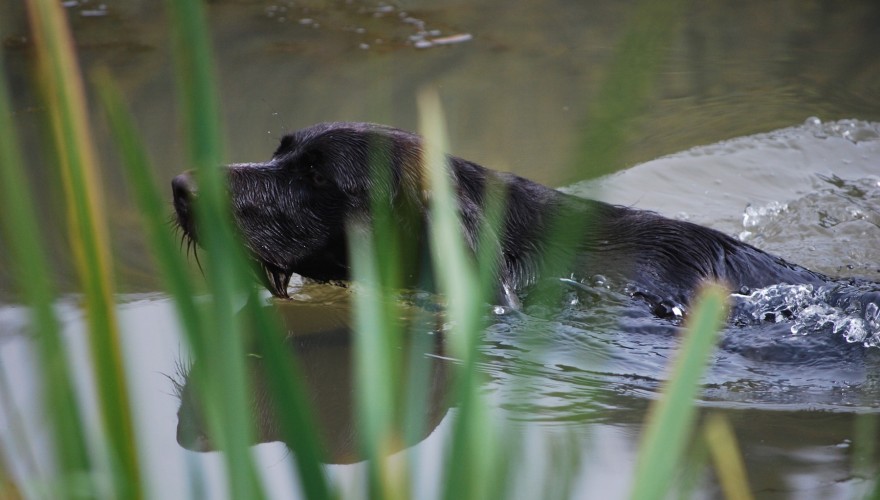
[174,294,452,464]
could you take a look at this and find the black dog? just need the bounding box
[172,122,831,316]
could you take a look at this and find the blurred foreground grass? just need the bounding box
[0,0,764,498]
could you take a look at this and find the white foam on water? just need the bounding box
[732,283,880,348]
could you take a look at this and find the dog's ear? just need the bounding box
[273,134,296,158]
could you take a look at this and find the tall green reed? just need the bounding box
[8,0,335,498]
[106,0,334,497]
[630,285,727,500]
[96,68,334,495]
[418,91,507,500]
[163,0,264,495]
[0,60,91,498]
[562,0,754,494]
[571,0,688,182]
[24,0,141,496]
[2,0,763,498]
[704,413,754,500]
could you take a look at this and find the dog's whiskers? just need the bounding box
[187,239,201,270]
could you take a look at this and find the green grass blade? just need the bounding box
[166,0,222,171]
[630,285,727,500]
[350,133,502,499]
[417,90,502,500]
[349,228,400,500]
[92,71,207,364]
[704,414,753,500]
[165,0,269,497]
[23,0,142,497]
[245,300,336,500]
[418,90,483,358]
[0,62,93,496]
[525,0,687,312]
[0,363,41,490]
[571,0,687,182]
[99,72,333,499]
[0,453,22,500]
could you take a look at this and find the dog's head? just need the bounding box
[172,122,427,297]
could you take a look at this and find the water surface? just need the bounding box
[2,1,880,498]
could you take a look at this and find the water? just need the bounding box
[2,120,878,498]
[3,0,880,497]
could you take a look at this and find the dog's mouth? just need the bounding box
[259,263,293,299]
[172,171,293,299]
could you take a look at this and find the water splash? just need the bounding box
[803,117,880,144]
[731,283,880,348]
[738,200,788,241]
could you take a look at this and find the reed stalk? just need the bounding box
[24,0,141,496]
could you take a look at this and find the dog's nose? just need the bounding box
[172,172,197,201]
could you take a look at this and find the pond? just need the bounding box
[2,0,880,498]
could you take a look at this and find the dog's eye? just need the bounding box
[308,166,328,187]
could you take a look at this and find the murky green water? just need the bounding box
[3,0,880,294]
[2,1,880,498]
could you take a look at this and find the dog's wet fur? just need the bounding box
[172,122,833,316]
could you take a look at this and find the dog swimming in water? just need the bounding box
[173,122,855,318]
